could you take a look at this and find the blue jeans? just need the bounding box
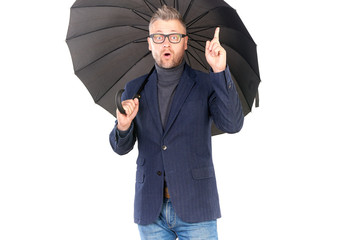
[138,198,218,240]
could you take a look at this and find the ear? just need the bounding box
[147,37,152,51]
[184,36,188,51]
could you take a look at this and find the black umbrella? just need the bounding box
[66,0,260,135]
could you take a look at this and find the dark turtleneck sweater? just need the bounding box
[155,60,185,128]
[156,60,185,199]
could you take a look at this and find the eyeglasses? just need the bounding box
[149,33,187,44]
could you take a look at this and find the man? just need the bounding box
[110,5,243,240]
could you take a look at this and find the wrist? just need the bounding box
[117,123,131,132]
[211,66,226,73]
[212,68,225,73]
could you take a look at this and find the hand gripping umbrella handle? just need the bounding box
[115,89,141,115]
[115,66,155,116]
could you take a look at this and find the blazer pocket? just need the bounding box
[136,170,144,183]
[192,166,215,180]
[136,156,145,166]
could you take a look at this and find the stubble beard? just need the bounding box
[155,51,185,69]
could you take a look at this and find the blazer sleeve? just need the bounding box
[109,86,137,155]
[209,65,244,133]
[109,121,136,155]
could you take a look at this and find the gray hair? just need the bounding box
[149,5,186,32]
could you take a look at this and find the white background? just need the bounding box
[1,0,359,239]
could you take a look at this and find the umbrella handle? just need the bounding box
[115,89,126,115]
[115,66,154,116]
[115,89,142,116]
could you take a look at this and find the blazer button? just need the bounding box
[162,145,167,151]
[157,171,162,176]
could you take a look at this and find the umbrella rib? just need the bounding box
[189,43,260,78]
[187,7,256,44]
[186,6,238,29]
[69,5,152,32]
[189,27,257,49]
[95,51,153,103]
[187,42,205,53]
[131,25,150,32]
[187,34,209,53]
[185,52,196,72]
[188,43,208,68]
[71,5,152,18]
[66,25,148,41]
[188,26,214,35]
[143,0,158,13]
[183,0,194,21]
[186,49,208,70]
[133,39,148,43]
[132,9,152,23]
[187,33,210,48]
[174,0,179,9]
[221,43,261,80]
[190,31,260,79]
[74,38,148,73]
[186,11,209,28]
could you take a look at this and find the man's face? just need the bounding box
[148,19,188,69]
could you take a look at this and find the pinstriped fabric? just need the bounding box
[110,64,243,225]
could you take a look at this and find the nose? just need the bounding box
[163,36,171,47]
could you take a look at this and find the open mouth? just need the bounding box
[164,53,171,57]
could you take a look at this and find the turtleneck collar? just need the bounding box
[155,60,185,83]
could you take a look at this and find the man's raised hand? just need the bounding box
[205,27,227,73]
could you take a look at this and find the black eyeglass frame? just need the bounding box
[149,33,188,44]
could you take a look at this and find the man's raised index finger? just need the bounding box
[214,27,220,39]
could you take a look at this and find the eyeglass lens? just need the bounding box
[151,34,183,43]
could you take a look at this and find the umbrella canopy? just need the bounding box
[66,0,260,135]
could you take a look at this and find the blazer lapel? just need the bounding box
[143,71,163,134]
[164,65,196,135]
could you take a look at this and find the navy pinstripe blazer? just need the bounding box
[109,63,243,225]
